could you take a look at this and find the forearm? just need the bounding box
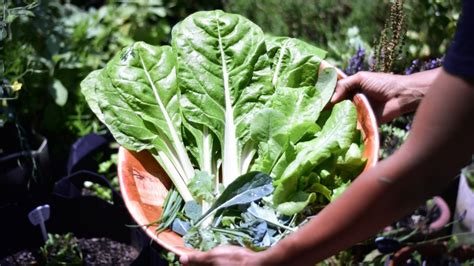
[264,155,433,265]
[261,69,474,265]
[402,67,441,92]
[396,67,441,114]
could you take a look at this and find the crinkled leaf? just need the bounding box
[336,143,367,179]
[188,171,215,202]
[270,141,297,182]
[80,70,105,123]
[273,100,357,206]
[250,109,288,173]
[252,68,337,175]
[82,69,154,151]
[308,182,332,202]
[276,191,317,216]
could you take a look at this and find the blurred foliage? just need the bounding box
[1,0,176,143]
[84,152,119,202]
[405,0,460,60]
[222,0,386,68]
[0,0,221,169]
[0,0,463,182]
[0,0,468,263]
[380,116,412,159]
[223,0,461,72]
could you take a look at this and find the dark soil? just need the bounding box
[1,250,38,265]
[0,237,139,265]
[78,237,139,265]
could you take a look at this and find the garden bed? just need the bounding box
[1,237,139,265]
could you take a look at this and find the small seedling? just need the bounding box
[40,233,83,265]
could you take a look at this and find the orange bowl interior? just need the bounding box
[117,62,380,256]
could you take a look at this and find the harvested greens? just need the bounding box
[81,10,367,251]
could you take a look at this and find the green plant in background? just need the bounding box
[0,0,468,263]
[379,116,412,159]
[39,233,83,265]
[84,152,119,202]
[223,0,460,73]
[223,0,387,69]
[372,0,407,72]
[405,0,460,60]
[1,0,180,160]
[2,0,462,186]
[160,250,181,266]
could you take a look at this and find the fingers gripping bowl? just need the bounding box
[117,60,380,255]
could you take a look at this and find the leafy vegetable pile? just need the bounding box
[81,10,366,251]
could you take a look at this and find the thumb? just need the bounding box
[331,73,362,103]
[180,251,210,265]
[180,254,190,265]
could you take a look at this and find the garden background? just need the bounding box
[0,0,466,264]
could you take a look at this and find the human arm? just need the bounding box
[256,68,474,265]
[180,69,474,265]
[331,68,440,123]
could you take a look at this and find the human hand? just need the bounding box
[179,246,267,266]
[331,71,431,124]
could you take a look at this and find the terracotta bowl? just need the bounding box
[118,61,380,255]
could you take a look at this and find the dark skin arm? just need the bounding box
[180,68,474,265]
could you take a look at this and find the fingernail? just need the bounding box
[180,255,189,264]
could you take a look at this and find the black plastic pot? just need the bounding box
[0,133,167,265]
[0,122,51,204]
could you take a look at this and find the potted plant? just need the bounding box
[452,160,474,244]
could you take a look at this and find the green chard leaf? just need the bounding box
[172,10,273,186]
[251,48,338,175]
[81,42,195,201]
[266,36,327,88]
[81,70,105,123]
[80,10,370,250]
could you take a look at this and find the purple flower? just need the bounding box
[405,57,443,75]
[345,47,366,76]
[404,59,420,75]
[423,57,443,70]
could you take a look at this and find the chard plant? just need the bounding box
[81,10,366,250]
